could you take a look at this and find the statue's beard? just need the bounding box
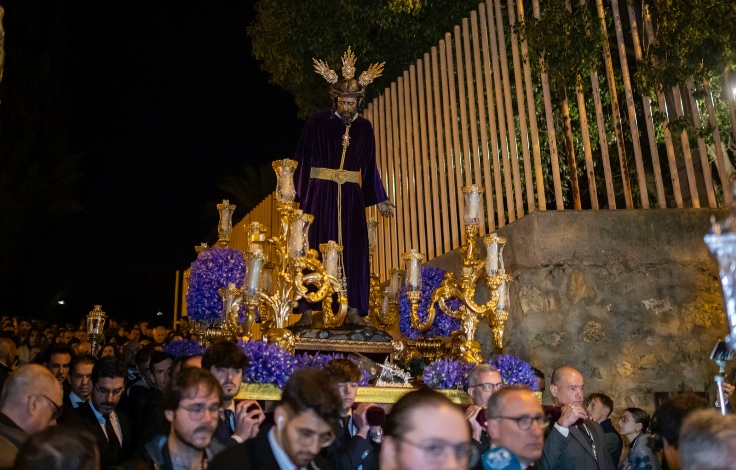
[339,110,357,126]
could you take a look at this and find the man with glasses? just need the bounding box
[381,388,477,470]
[538,366,615,470]
[60,356,132,469]
[0,364,63,467]
[210,368,342,470]
[131,367,226,469]
[466,364,504,454]
[485,385,547,469]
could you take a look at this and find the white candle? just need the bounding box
[381,292,390,316]
[498,280,507,311]
[323,241,339,277]
[288,210,305,258]
[406,249,422,291]
[486,234,499,275]
[245,255,264,296]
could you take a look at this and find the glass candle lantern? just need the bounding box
[273,159,298,203]
[259,262,275,295]
[484,233,500,276]
[217,199,236,242]
[86,305,107,336]
[367,218,378,251]
[244,253,266,296]
[388,268,405,299]
[319,240,342,278]
[462,185,484,225]
[288,210,314,258]
[402,249,424,292]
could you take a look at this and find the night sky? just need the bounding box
[0,1,303,325]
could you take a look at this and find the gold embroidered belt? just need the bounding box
[310,167,360,185]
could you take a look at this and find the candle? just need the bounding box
[389,269,404,298]
[381,291,390,316]
[404,249,423,291]
[367,218,378,250]
[273,159,297,202]
[288,210,305,258]
[323,241,339,277]
[485,234,499,276]
[463,185,484,225]
[498,280,507,311]
[245,254,264,296]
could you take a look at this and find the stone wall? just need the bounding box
[428,208,730,413]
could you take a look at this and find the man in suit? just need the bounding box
[209,368,343,470]
[130,367,226,469]
[466,364,504,457]
[537,366,615,470]
[485,385,547,469]
[202,341,264,447]
[323,358,381,470]
[43,343,74,385]
[64,354,96,412]
[0,364,63,468]
[59,356,133,469]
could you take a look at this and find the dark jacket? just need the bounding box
[322,418,380,470]
[123,434,224,470]
[58,401,133,469]
[209,424,329,470]
[600,418,623,466]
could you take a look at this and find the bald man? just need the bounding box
[0,364,64,467]
[538,366,615,470]
[0,338,16,393]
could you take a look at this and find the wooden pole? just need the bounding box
[686,79,717,207]
[704,79,732,205]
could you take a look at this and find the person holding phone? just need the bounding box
[323,358,382,470]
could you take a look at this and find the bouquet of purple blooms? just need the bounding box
[186,247,246,325]
[238,339,297,389]
[489,354,538,390]
[422,357,475,390]
[162,339,205,358]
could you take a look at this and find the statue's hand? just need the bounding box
[378,200,396,218]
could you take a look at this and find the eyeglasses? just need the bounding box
[470,382,505,392]
[94,385,124,398]
[178,403,221,421]
[32,394,63,420]
[618,415,633,423]
[489,414,550,431]
[398,437,480,466]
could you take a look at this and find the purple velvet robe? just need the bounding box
[294,109,389,316]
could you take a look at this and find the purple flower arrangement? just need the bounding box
[163,339,205,358]
[186,247,246,325]
[399,266,462,340]
[294,351,344,370]
[421,357,475,390]
[238,339,297,389]
[489,354,538,390]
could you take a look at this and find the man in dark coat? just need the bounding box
[209,368,342,470]
[59,356,133,469]
[537,366,615,470]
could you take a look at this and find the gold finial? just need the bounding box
[358,62,386,87]
[312,58,338,84]
[341,46,357,79]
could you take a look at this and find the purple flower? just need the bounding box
[294,352,345,370]
[163,339,205,358]
[489,354,538,390]
[399,266,462,340]
[238,339,297,389]
[422,357,474,390]
[186,247,246,324]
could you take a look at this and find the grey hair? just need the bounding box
[467,364,500,389]
[680,409,736,470]
[0,364,57,406]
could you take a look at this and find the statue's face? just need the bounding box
[336,95,358,126]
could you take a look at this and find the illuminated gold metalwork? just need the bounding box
[86,305,107,357]
[216,199,236,247]
[313,47,385,89]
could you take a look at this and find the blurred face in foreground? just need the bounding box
[486,389,546,466]
[381,404,472,470]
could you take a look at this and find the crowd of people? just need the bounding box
[0,315,735,469]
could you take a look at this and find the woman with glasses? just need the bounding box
[380,388,479,470]
[617,408,661,470]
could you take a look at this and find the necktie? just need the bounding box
[104,413,121,453]
[224,409,235,433]
[341,415,352,440]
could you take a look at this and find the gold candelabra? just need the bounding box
[404,185,513,363]
[214,159,348,352]
[86,305,107,357]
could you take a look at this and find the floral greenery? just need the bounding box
[422,354,537,390]
[422,357,474,390]
[399,266,462,340]
[489,354,538,390]
[238,341,371,388]
[239,339,298,389]
[162,339,205,358]
[186,247,246,325]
